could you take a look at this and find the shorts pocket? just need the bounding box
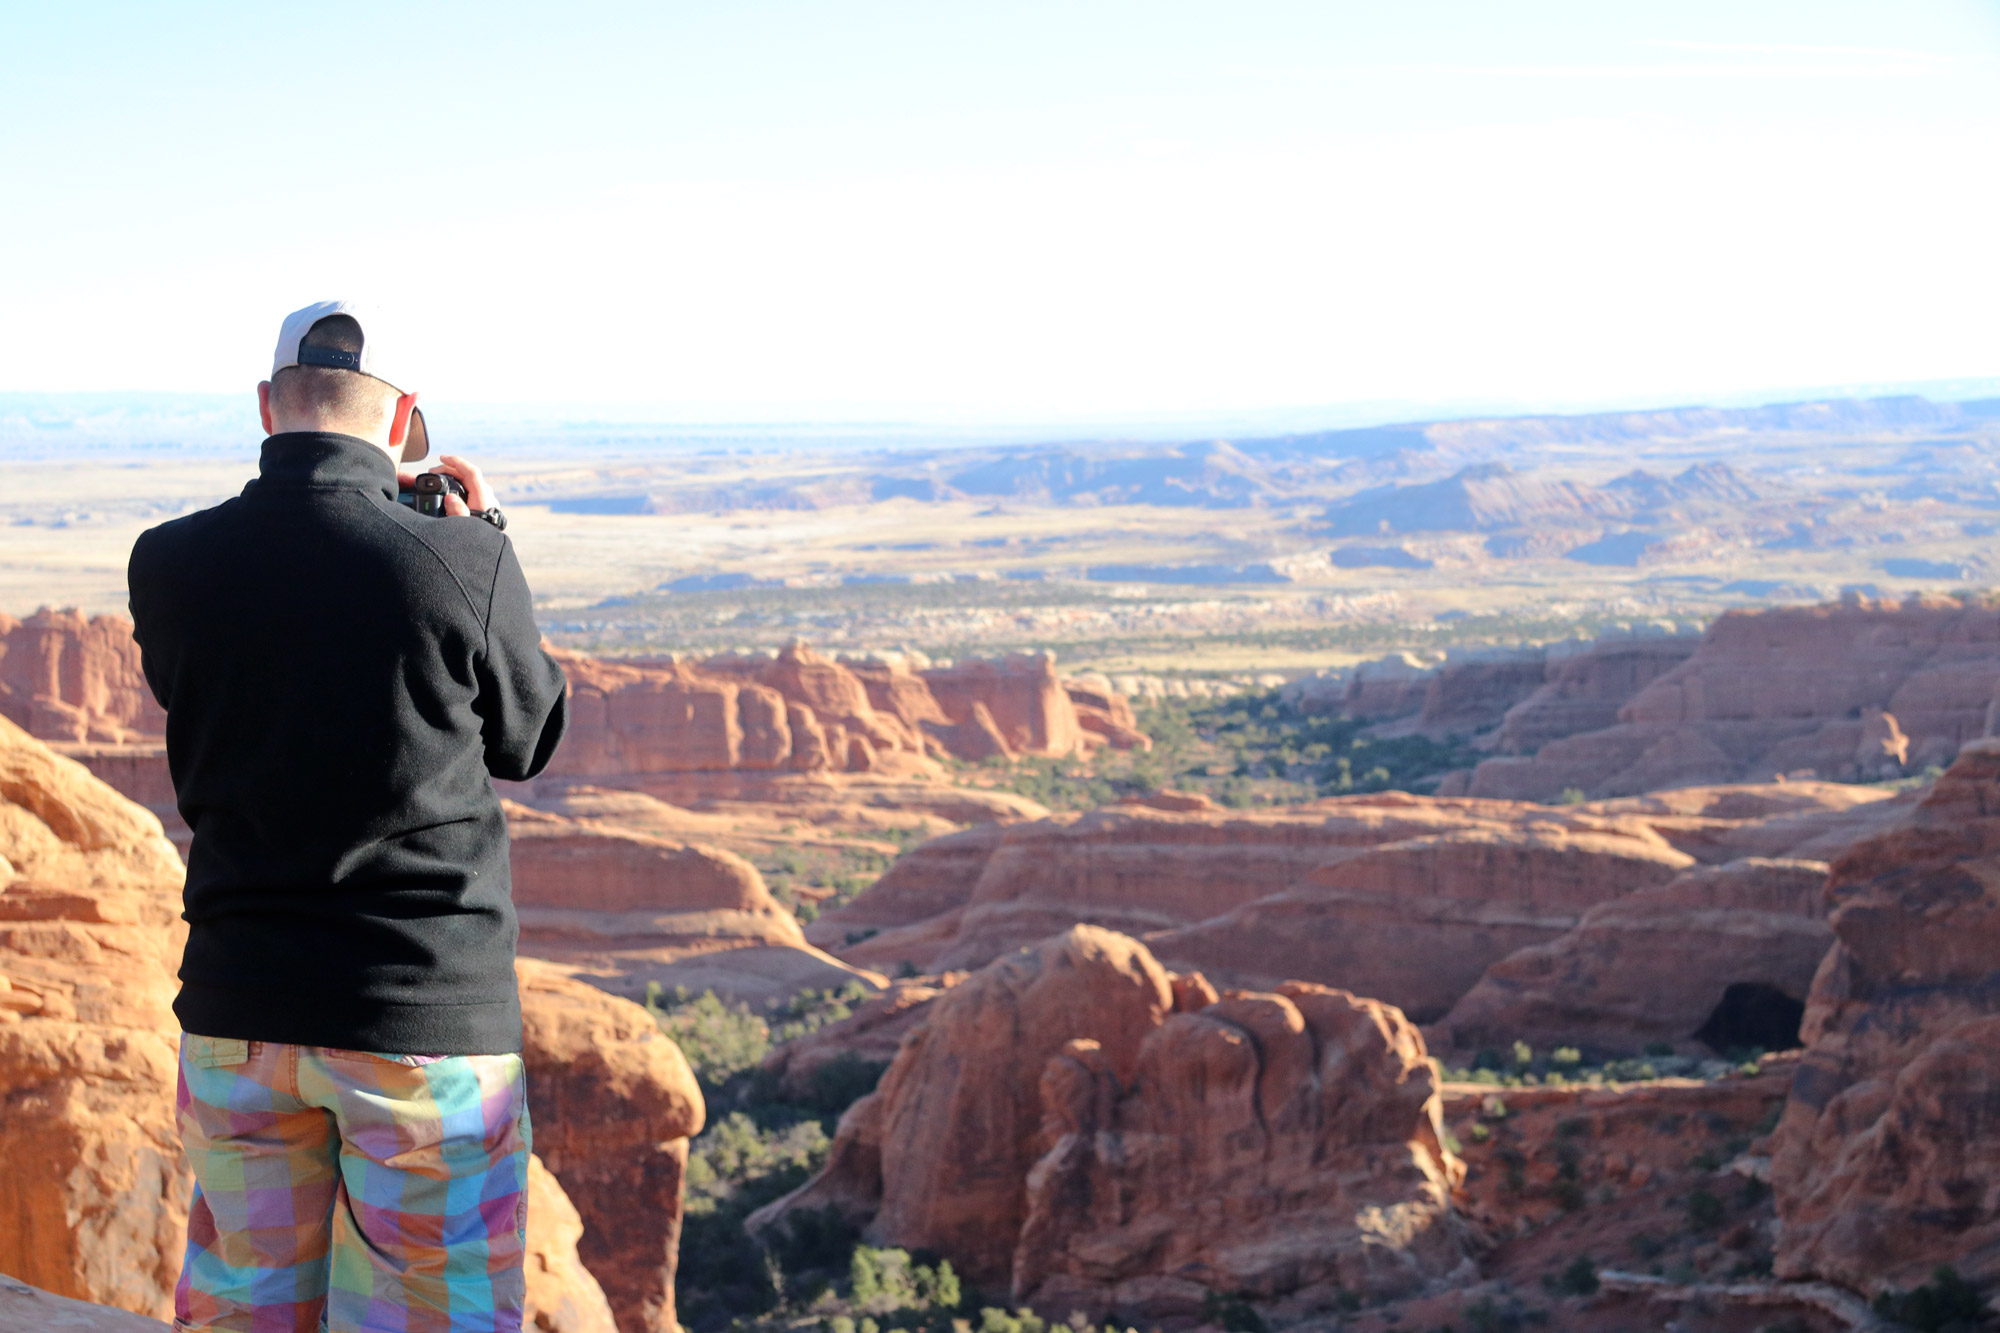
[182,1034,250,1069]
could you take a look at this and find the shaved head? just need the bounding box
[266,314,400,438]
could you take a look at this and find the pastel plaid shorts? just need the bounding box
[174,1033,531,1333]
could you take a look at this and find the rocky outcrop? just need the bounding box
[1471,595,2000,799]
[821,786,1900,1040]
[1770,737,2000,1293]
[751,927,1176,1286]
[518,958,708,1333]
[1063,680,1152,752]
[525,1155,620,1333]
[0,608,165,744]
[0,1273,171,1331]
[921,652,1085,758]
[1489,635,1702,754]
[538,640,1131,790]
[1431,857,1833,1056]
[1014,983,1470,1321]
[506,801,881,1006]
[0,714,187,1320]
[1146,817,1696,1021]
[754,927,1467,1318]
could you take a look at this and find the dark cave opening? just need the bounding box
[1693,981,1805,1054]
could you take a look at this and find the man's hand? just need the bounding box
[396,455,495,517]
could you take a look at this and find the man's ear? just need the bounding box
[258,381,275,436]
[388,391,419,453]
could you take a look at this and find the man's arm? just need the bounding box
[475,539,568,781]
[126,529,173,712]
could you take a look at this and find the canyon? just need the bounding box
[10,587,2000,1329]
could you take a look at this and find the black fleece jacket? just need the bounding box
[128,432,568,1054]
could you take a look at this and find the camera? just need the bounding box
[398,472,467,517]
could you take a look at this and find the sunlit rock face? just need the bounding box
[1771,737,2000,1292]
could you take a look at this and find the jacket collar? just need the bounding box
[253,432,400,503]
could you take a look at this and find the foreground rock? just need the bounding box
[0,1273,171,1331]
[518,958,708,1333]
[507,801,882,1006]
[0,714,187,1319]
[1771,737,2000,1292]
[752,927,1469,1319]
[524,1155,621,1333]
[1470,594,2000,798]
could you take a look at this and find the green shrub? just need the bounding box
[1686,1189,1726,1231]
[848,1246,961,1315]
[1554,1256,1599,1297]
[1201,1290,1268,1333]
[646,985,772,1090]
[1873,1266,1984,1333]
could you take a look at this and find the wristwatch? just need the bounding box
[471,506,507,532]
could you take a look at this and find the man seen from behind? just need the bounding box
[128,300,569,1332]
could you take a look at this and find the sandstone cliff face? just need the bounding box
[0,714,187,1319]
[1015,984,1469,1322]
[1148,818,1696,1021]
[1432,857,1833,1056]
[537,640,1127,792]
[1770,738,2000,1292]
[757,927,1174,1287]
[525,1154,621,1333]
[0,608,165,744]
[754,927,1466,1318]
[1471,595,2000,799]
[518,958,708,1333]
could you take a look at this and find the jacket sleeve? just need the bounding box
[126,529,173,711]
[475,538,569,781]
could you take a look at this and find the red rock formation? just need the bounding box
[1471,595,2000,799]
[507,801,882,1006]
[1063,681,1152,752]
[517,958,708,1333]
[750,926,1175,1287]
[1432,857,1833,1056]
[1147,819,1696,1021]
[1770,737,2000,1292]
[0,714,187,1319]
[1014,983,1470,1320]
[0,607,165,744]
[525,1155,621,1333]
[921,652,1085,758]
[1491,636,1701,754]
[755,927,1467,1316]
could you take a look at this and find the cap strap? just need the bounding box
[296,345,362,371]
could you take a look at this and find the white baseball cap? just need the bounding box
[271,300,429,461]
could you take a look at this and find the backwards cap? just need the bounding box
[271,300,428,461]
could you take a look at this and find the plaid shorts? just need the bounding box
[174,1033,531,1333]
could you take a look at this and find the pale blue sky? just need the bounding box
[2,1,1996,423]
